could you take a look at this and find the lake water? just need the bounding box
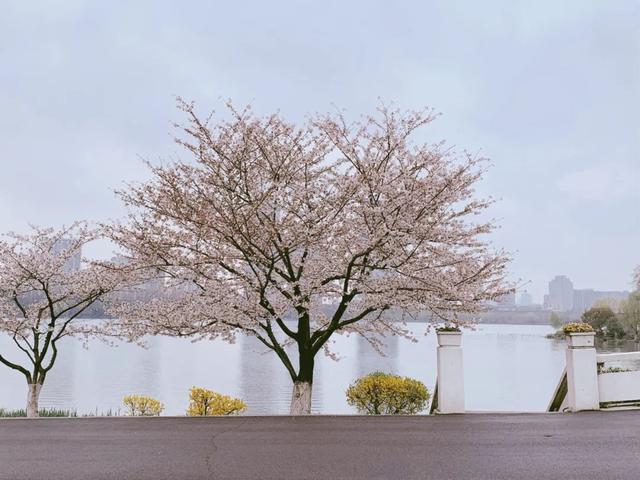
[0,324,637,415]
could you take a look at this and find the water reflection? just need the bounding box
[355,334,399,377]
[239,336,291,414]
[40,337,77,408]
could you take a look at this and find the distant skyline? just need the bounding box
[1,0,638,301]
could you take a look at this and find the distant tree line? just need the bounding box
[548,284,640,342]
[581,293,640,341]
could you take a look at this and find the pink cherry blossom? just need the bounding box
[109,101,512,414]
[0,223,132,417]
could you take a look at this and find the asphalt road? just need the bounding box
[0,412,639,480]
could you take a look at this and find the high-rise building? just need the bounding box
[572,289,596,313]
[51,238,82,273]
[544,275,629,313]
[573,288,629,313]
[546,275,574,311]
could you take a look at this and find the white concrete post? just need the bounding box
[436,331,465,413]
[565,332,600,412]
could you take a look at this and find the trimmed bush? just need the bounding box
[187,387,246,416]
[562,322,594,334]
[346,372,430,415]
[123,395,164,416]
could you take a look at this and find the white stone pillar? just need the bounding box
[565,332,600,412]
[436,330,465,414]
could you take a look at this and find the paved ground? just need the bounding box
[0,412,639,479]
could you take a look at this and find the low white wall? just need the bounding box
[598,371,640,404]
[550,340,640,411]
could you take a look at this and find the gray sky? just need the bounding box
[1,0,638,302]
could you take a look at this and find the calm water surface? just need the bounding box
[0,324,637,415]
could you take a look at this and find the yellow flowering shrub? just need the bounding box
[122,395,164,416]
[346,372,430,415]
[187,387,247,416]
[563,322,595,334]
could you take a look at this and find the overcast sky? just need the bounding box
[1,0,638,301]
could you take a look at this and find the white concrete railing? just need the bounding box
[596,351,640,364]
[548,335,640,412]
[432,330,640,414]
[565,333,600,411]
[433,330,465,414]
[597,351,640,408]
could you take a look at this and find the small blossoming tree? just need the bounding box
[111,100,511,415]
[0,224,129,417]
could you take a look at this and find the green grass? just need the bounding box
[0,407,78,418]
[81,408,121,417]
[0,407,122,418]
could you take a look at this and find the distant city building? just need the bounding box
[573,289,629,313]
[545,275,574,311]
[110,255,167,303]
[51,238,82,273]
[544,275,629,313]
[518,290,533,307]
[321,295,339,305]
[110,254,128,266]
[572,289,596,313]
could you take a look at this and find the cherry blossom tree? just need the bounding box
[0,224,128,417]
[111,100,511,414]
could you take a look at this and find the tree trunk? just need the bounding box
[289,342,314,415]
[26,383,42,418]
[290,381,313,415]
